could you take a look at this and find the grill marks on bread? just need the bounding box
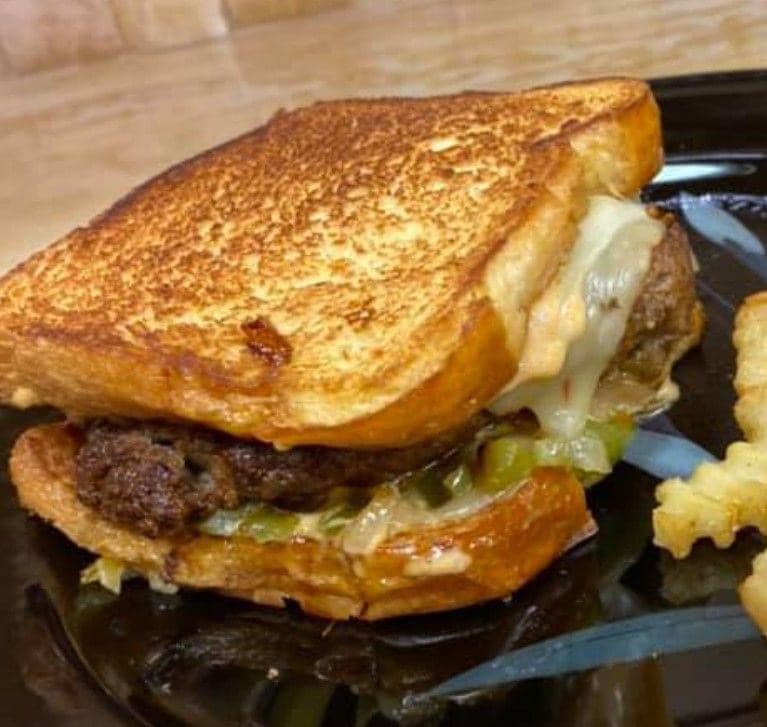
[0,79,661,446]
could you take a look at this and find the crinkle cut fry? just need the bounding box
[653,441,767,558]
[734,291,767,443]
[740,551,767,634]
[652,291,767,633]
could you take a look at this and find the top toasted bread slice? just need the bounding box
[0,78,661,447]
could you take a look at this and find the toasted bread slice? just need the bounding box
[11,423,593,619]
[0,79,660,447]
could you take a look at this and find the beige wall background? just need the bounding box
[0,0,350,73]
[1,0,766,271]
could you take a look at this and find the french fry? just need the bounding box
[653,443,767,557]
[652,291,767,633]
[739,551,767,634]
[734,291,767,443]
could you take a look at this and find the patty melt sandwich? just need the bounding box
[0,78,703,619]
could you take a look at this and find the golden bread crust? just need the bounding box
[0,79,661,447]
[11,423,592,619]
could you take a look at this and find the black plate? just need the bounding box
[4,71,767,727]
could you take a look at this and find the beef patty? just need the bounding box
[75,212,702,538]
[75,412,491,537]
[603,211,704,388]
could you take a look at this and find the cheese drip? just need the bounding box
[491,196,664,438]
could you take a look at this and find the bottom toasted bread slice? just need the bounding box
[10,423,594,620]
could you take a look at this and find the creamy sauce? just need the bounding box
[491,196,664,438]
[340,485,498,556]
[404,547,472,577]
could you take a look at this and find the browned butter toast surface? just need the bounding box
[11,423,591,620]
[0,79,661,447]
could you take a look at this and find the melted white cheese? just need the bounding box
[491,195,664,438]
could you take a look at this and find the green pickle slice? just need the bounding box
[400,468,452,508]
[585,416,635,464]
[197,416,635,541]
[199,503,298,542]
[475,437,537,492]
[475,416,635,493]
